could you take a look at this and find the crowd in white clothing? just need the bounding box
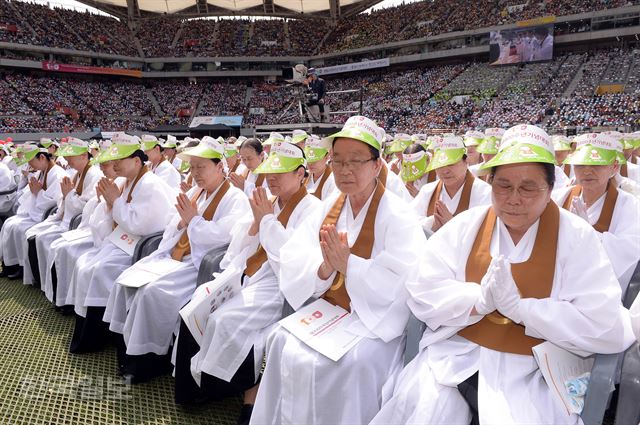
[0,119,638,425]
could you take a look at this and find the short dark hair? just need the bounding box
[489,162,555,187]
[34,151,53,161]
[241,138,263,155]
[127,150,149,164]
[403,144,425,155]
[292,144,308,178]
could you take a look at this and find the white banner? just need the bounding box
[261,40,277,46]
[316,58,390,76]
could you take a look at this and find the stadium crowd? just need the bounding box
[1,0,638,57]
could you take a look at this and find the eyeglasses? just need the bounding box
[491,181,549,199]
[332,157,376,171]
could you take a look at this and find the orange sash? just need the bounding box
[310,166,333,200]
[561,182,618,233]
[171,181,231,261]
[40,160,54,191]
[320,182,385,311]
[426,171,475,217]
[243,185,308,277]
[458,202,559,355]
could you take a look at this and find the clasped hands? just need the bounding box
[318,224,350,280]
[474,255,523,324]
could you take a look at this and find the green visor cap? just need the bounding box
[570,133,626,165]
[464,130,485,147]
[22,144,48,162]
[254,141,306,174]
[178,136,225,161]
[140,134,160,151]
[552,135,571,152]
[387,133,413,154]
[427,135,466,172]
[292,130,309,144]
[401,150,429,182]
[57,137,89,157]
[304,136,331,163]
[162,135,178,149]
[481,124,555,171]
[99,134,142,161]
[326,115,385,152]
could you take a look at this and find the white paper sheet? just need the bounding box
[532,341,595,415]
[279,298,363,362]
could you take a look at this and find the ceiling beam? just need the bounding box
[340,0,384,19]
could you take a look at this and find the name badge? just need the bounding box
[107,225,141,256]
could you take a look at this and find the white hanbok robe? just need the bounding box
[554,165,571,189]
[553,186,640,292]
[371,206,634,425]
[46,178,127,306]
[242,171,270,198]
[104,184,249,357]
[153,159,181,189]
[0,162,16,213]
[411,176,492,236]
[23,165,102,286]
[624,161,640,184]
[305,169,337,200]
[189,193,321,384]
[251,189,426,425]
[0,164,66,267]
[381,162,412,202]
[67,172,175,317]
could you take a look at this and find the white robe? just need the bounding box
[0,162,16,213]
[381,162,412,203]
[243,171,271,198]
[104,184,249,357]
[552,186,640,293]
[251,189,426,425]
[153,159,181,189]
[23,165,102,286]
[625,161,640,184]
[372,206,634,425]
[0,164,66,267]
[189,193,321,384]
[411,176,492,236]
[305,169,337,201]
[554,165,571,189]
[67,172,176,317]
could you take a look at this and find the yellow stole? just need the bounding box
[426,171,474,217]
[561,182,618,233]
[458,202,559,355]
[320,182,385,311]
[243,185,307,277]
[171,181,231,261]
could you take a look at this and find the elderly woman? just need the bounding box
[249,116,426,425]
[411,135,491,236]
[0,144,66,280]
[553,133,640,293]
[43,147,123,311]
[304,135,336,200]
[228,138,270,198]
[463,130,484,166]
[24,138,102,288]
[174,140,320,421]
[103,137,250,383]
[371,124,634,425]
[66,134,176,353]
[401,144,433,198]
[141,135,181,188]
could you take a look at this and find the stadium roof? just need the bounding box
[75,0,385,19]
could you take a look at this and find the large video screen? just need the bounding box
[489,25,554,65]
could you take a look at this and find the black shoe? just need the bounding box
[236,404,253,425]
[7,266,23,280]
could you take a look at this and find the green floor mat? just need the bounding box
[0,278,240,425]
